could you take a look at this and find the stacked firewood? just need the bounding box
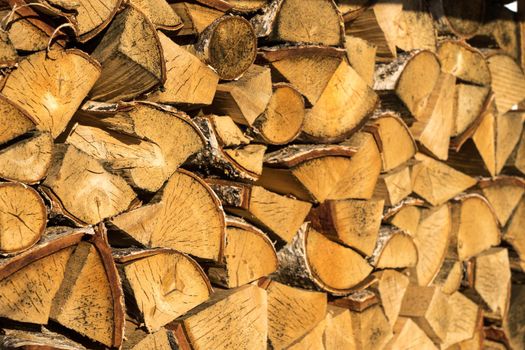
[0,0,524,349]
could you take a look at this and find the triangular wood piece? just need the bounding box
[287,319,325,349]
[371,270,410,327]
[385,317,437,350]
[443,291,481,348]
[0,95,35,146]
[1,50,100,139]
[324,305,356,350]
[346,304,393,349]
[487,54,525,114]
[374,165,413,206]
[369,227,418,269]
[170,2,223,36]
[453,84,490,137]
[130,0,183,30]
[109,170,225,261]
[438,41,491,85]
[505,198,525,267]
[345,35,377,86]
[123,323,172,350]
[480,178,525,226]
[433,258,463,295]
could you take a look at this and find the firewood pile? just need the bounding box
[0,0,525,348]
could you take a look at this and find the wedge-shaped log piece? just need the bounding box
[72,103,204,192]
[375,50,441,120]
[429,0,484,38]
[252,83,305,145]
[209,115,251,147]
[207,217,278,287]
[385,200,422,237]
[259,133,381,202]
[210,64,272,126]
[307,198,384,256]
[0,131,53,184]
[507,128,525,175]
[123,322,173,350]
[373,165,412,206]
[168,284,267,349]
[452,84,490,137]
[503,284,525,350]
[438,41,491,85]
[50,228,125,348]
[479,177,525,227]
[0,182,46,254]
[251,0,344,46]
[303,59,378,142]
[370,270,410,327]
[433,258,463,295]
[0,328,87,350]
[505,198,525,266]
[227,0,267,12]
[90,6,165,102]
[115,248,212,332]
[400,285,449,344]
[323,305,356,350]
[208,180,311,243]
[0,31,16,67]
[385,317,437,350]
[369,227,418,269]
[0,95,35,146]
[261,46,345,105]
[275,224,373,295]
[412,153,477,206]
[466,247,511,319]
[1,50,100,139]
[170,2,223,36]
[288,319,325,350]
[147,32,218,105]
[449,194,501,261]
[196,16,257,80]
[110,170,224,261]
[346,304,393,349]
[443,291,481,348]
[42,144,136,225]
[367,113,416,172]
[0,9,49,52]
[345,35,377,86]
[331,289,379,312]
[189,115,264,181]
[130,0,183,30]
[487,54,525,114]
[0,229,86,324]
[411,205,451,286]
[60,0,121,41]
[260,279,326,349]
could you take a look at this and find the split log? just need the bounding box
[208,115,251,147]
[370,269,410,327]
[0,31,16,68]
[437,41,491,86]
[89,5,165,102]
[307,198,384,256]
[207,216,277,288]
[209,64,272,126]
[0,9,49,52]
[251,83,305,145]
[0,182,46,254]
[432,258,463,295]
[0,328,87,350]
[331,289,378,312]
[1,49,100,139]
[227,0,267,12]
[505,197,525,266]
[274,223,374,295]
[109,170,225,261]
[49,226,125,348]
[259,133,381,203]
[0,228,87,325]
[0,131,52,184]
[207,179,311,243]
[369,226,418,269]
[449,194,501,261]
[478,177,525,226]
[168,284,267,350]
[114,248,212,332]
[507,127,525,175]
[129,0,183,30]
[429,0,485,38]
[345,35,376,86]
[0,96,35,146]
[399,284,449,343]
[251,0,345,47]
[170,2,223,36]
[147,32,219,106]
[452,84,491,137]
[373,165,412,206]
[287,319,325,350]
[367,113,416,172]
[486,53,525,114]
[188,115,265,181]
[123,322,173,350]
[323,305,356,350]
[196,16,257,80]
[465,247,511,319]
[41,144,136,226]
[260,278,326,350]
[410,204,451,286]
[503,283,525,350]
[71,102,205,192]
[385,317,437,350]
[337,0,369,21]
[443,291,482,348]
[384,199,422,237]
[411,152,477,206]
[344,303,393,349]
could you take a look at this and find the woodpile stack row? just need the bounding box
[0,0,524,349]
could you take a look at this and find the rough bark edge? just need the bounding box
[367,226,418,267]
[382,197,427,222]
[257,44,346,62]
[264,144,357,169]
